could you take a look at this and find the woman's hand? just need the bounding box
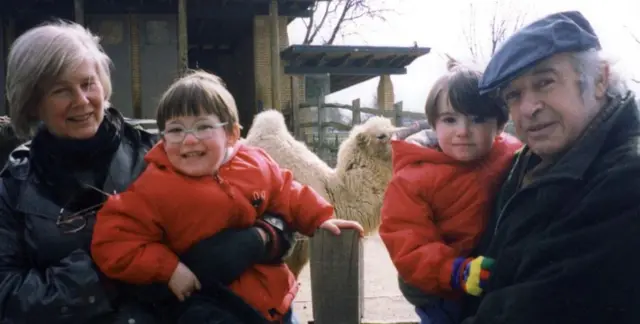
[319,219,364,237]
[168,262,201,302]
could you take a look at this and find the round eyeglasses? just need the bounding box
[161,121,228,144]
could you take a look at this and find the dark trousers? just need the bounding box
[178,293,298,324]
[415,299,461,324]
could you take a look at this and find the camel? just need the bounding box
[243,109,426,277]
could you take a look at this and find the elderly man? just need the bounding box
[461,10,640,324]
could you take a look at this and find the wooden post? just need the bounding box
[74,0,85,26]
[0,19,5,115]
[178,0,188,73]
[269,0,281,110]
[352,98,361,126]
[291,76,300,139]
[129,13,142,118]
[393,101,403,126]
[3,19,14,50]
[316,87,325,160]
[1,19,14,115]
[310,229,364,324]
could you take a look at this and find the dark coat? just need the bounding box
[0,109,157,324]
[462,93,640,324]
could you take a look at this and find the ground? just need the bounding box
[292,233,420,323]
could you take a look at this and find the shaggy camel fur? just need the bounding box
[243,109,424,277]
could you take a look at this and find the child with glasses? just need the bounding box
[379,64,522,324]
[91,70,363,324]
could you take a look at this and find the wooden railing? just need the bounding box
[282,99,426,166]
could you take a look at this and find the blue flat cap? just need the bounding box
[479,11,601,95]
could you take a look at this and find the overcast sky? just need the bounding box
[287,0,640,112]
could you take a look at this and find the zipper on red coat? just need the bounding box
[214,173,235,198]
[214,173,224,184]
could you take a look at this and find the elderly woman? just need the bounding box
[0,21,293,324]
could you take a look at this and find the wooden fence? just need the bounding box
[282,99,426,166]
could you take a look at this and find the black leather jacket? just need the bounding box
[0,109,155,323]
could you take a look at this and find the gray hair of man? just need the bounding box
[6,20,113,139]
[568,49,628,106]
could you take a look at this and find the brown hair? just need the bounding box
[155,70,239,132]
[424,62,508,129]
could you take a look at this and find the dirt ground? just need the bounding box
[291,233,419,323]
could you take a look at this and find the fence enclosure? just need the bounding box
[282,99,425,166]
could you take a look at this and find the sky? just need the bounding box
[286,0,640,112]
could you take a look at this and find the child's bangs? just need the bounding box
[446,69,495,118]
[157,81,225,127]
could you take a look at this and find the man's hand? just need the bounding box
[319,219,364,237]
[168,262,201,301]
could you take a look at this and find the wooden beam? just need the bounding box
[0,19,6,115]
[352,98,361,125]
[84,0,175,14]
[74,0,85,26]
[290,76,300,139]
[284,66,407,75]
[129,13,142,118]
[310,229,363,324]
[373,55,399,68]
[356,54,375,67]
[0,18,15,115]
[269,0,281,110]
[313,53,328,66]
[189,3,310,19]
[393,101,403,126]
[178,0,188,73]
[331,53,352,67]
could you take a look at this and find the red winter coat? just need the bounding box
[92,142,334,321]
[380,134,521,298]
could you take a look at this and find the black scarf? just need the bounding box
[30,111,123,203]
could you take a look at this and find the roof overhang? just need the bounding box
[280,44,431,93]
[1,0,319,19]
[189,0,320,19]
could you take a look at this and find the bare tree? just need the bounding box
[461,0,527,63]
[301,0,392,45]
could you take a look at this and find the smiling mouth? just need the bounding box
[181,152,205,158]
[527,122,554,132]
[67,112,92,122]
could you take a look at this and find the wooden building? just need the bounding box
[0,0,429,135]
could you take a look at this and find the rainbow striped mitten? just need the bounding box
[451,256,495,296]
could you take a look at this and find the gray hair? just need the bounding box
[568,49,628,103]
[6,20,113,139]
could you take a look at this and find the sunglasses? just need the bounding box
[57,183,113,234]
